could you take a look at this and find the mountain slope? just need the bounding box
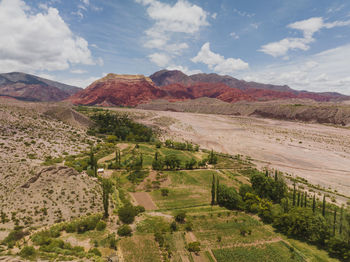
[69,73,166,106]
[70,70,349,107]
[0,72,81,101]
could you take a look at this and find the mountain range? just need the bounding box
[0,70,348,105]
[69,70,349,106]
[0,72,81,102]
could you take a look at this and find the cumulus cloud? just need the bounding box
[260,17,350,57]
[192,42,249,75]
[148,52,171,67]
[0,0,96,73]
[166,65,202,75]
[241,44,350,94]
[137,0,208,70]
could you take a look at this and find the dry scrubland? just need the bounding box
[111,107,350,200]
[0,99,102,232]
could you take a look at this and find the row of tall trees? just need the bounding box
[215,170,350,260]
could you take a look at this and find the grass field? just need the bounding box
[212,241,304,262]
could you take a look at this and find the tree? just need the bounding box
[89,146,94,167]
[265,170,269,177]
[216,177,220,204]
[297,191,300,207]
[208,150,218,164]
[300,192,304,207]
[273,208,330,245]
[185,158,197,170]
[333,208,337,236]
[239,184,253,201]
[102,179,113,218]
[292,182,296,207]
[339,205,343,235]
[304,192,308,208]
[322,195,326,217]
[312,194,316,213]
[117,225,132,237]
[152,152,164,171]
[274,170,278,182]
[175,211,186,223]
[118,205,137,224]
[211,174,216,205]
[217,184,243,210]
[161,188,169,197]
[164,154,181,170]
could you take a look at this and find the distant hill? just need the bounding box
[0,72,81,102]
[69,70,349,107]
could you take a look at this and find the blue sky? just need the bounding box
[1,0,350,94]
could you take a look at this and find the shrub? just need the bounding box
[19,246,36,259]
[154,232,165,247]
[170,221,177,232]
[118,205,137,224]
[88,248,102,257]
[135,205,145,215]
[3,226,28,247]
[96,221,107,231]
[161,188,169,197]
[187,242,200,253]
[175,211,186,223]
[117,225,132,237]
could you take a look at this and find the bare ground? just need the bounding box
[130,192,157,210]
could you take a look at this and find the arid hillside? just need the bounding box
[0,98,101,232]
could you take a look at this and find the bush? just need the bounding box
[118,205,137,224]
[154,232,165,247]
[170,221,177,232]
[88,248,102,257]
[19,246,36,259]
[161,188,169,197]
[217,185,243,210]
[187,242,201,253]
[96,221,107,231]
[135,205,145,215]
[117,225,132,237]
[175,211,186,223]
[3,226,28,247]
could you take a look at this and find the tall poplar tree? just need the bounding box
[292,182,296,207]
[211,174,216,205]
[312,194,316,213]
[322,195,326,217]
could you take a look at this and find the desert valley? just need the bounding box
[0,70,350,262]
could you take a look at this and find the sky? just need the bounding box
[1,0,350,94]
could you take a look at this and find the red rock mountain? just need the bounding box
[0,72,81,102]
[69,74,166,106]
[69,70,349,106]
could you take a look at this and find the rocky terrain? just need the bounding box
[0,98,101,232]
[0,72,81,102]
[138,97,350,126]
[70,70,349,107]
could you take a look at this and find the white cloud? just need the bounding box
[137,0,208,34]
[70,69,88,74]
[230,32,239,39]
[0,0,96,73]
[211,13,217,19]
[233,8,255,18]
[137,0,208,69]
[192,42,249,75]
[166,65,201,75]
[63,76,100,88]
[260,17,350,57]
[148,53,171,67]
[241,44,350,94]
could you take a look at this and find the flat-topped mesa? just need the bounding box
[96,73,154,85]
